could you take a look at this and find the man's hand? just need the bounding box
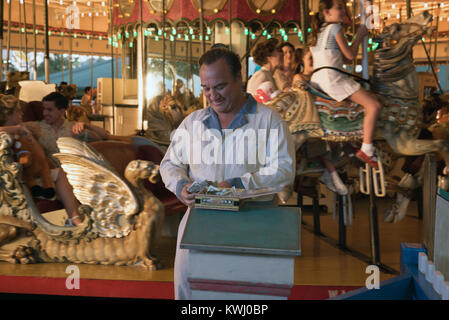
[72,122,88,135]
[181,183,196,207]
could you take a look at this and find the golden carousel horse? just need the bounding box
[0,134,165,269]
[267,11,449,223]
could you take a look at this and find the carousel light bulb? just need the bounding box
[155,36,159,41]
[256,9,261,14]
[129,42,133,48]
[214,8,218,13]
[283,35,288,41]
[392,3,396,9]
[262,30,267,36]
[244,28,249,35]
[102,1,105,5]
[61,31,64,36]
[205,35,209,41]
[424,3,428,8]
[103,11,107,16]
[74,33,77,38]
[251,33,255,40]
[396,14,400,19]
[35,29,39,34]
[87,35,90,39]
[441,3,445,8]
[73,1,76,5]
[87,1,90,6]
[60,0,63,5]
[89,12,92,17]
[271,9,276,14]
[172,28,176,35]
[185,35,188,41]
[267,34,271,39]
[81,12,85,17]
[133,31,137,37]
[96,12,99,16]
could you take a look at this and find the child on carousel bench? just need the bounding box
[310,0,382,169]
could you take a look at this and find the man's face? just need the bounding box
[200,58,243,115]
[42,101,65,126]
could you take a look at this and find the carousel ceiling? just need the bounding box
[1,0,449,57]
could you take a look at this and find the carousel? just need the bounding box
[0,0,449,301]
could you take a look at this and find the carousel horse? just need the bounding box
[0,132,165,269]
[267,11,449,222]
[144,94,189,147]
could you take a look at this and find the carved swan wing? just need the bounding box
[53,137,139,238]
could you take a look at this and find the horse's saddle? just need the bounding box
[307,83,364,140]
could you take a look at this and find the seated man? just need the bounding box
[160,48,295,299]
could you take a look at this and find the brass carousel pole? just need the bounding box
[228,0,232,51]
[19,0,23,70]
[0,0,4,81]
[433,4,440,68]
[162,0,166,93]
[6,0,11,76]
[199,0,205,54]
[406,0,411,19]
[300,0,307,44]
[91,5,94,91]
[23,0,29,72]
[109,0,115,134]
[32,0,37,80]
[139,0,146,134]
[44,0,50,83]
[352,0,356,74]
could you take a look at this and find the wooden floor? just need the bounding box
[0,192,423,299]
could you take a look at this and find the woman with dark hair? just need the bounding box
[273,41,296,91]
[246,38,283,103]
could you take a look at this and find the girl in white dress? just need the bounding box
[310,0,382,168]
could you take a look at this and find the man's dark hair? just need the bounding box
[42,91,69,110]
[199,48,242,79]
[84,86,91,94]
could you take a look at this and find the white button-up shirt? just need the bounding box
[160,94,295,202]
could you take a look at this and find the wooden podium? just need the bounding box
[180,204,301,299]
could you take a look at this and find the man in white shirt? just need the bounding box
[160,48,295,299]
